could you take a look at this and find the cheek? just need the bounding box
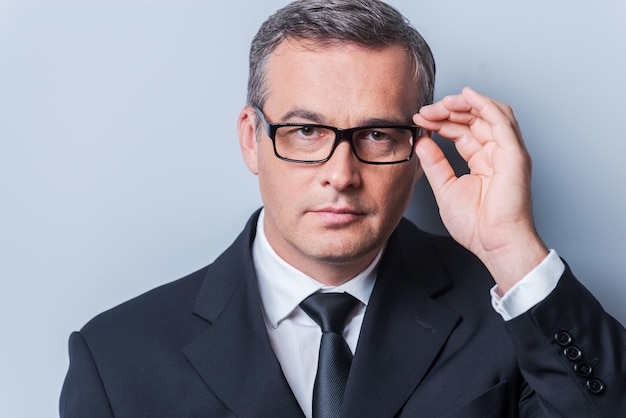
[257,153,304,211]
[257,164,283,207]
[374,164,419,214]
[257,141,282,183]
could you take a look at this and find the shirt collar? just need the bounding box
[253,209,380,329]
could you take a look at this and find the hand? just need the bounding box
[413,87,548,292]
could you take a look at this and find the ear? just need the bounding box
[238,106,259,175]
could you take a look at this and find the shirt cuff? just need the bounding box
[490,249,565,321]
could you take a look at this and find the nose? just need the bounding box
[317,140,362,191]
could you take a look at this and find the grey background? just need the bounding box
[1,0,624,416]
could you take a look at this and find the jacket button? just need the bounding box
[563,346,582,361]
[554,331,572,346]
[574,362,593,377]
[586,378,605,394]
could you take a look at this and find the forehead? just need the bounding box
[263,39,420,123]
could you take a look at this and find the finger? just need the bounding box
[418,91,493,124]
[414,111,475,129]
[420,88,518,133]
[414,114,477,141]
[418,88,526,154]
[462,87,513,119]
[414,105,483,146]
[413,135,457,200]
[460,87,525,149]
[413,113,485,163]
[417,95,469,123]
[434,88,513,120]
[416,93,497,137]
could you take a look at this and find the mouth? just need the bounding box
[309,206,366,226]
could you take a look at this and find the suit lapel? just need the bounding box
[183,213,304,417]
[180,214,461,417]
[342,219,461,417]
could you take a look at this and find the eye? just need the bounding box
[365,130,389,141]
[298,126,318,137]
[277,125,330,142]
[292,126,328,140]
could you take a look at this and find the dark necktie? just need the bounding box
[300,292,360,418]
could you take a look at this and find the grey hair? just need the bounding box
[247,0,436,111]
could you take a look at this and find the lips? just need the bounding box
[315,206,361,214]
[309,206,366,226]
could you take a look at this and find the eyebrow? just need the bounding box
[279,108,413,126]
[280,109,325,124]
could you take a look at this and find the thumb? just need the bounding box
[414,135,456,200]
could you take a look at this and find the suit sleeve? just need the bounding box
[505,267,626,417]
[60,331,115,418]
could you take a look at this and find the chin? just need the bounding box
[305,236,383,265]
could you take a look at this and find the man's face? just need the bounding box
[239,39,422,283]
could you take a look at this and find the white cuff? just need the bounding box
[490,249,565,321]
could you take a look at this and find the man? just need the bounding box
[61,0,626,417]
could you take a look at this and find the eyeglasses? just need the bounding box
[255,108,421,165]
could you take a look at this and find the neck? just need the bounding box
[291,250,381,287]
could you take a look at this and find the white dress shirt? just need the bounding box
[253,210,379,417]
[251,209,565,417]
[491,249,565,320]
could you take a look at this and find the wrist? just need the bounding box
[479,234,549,293]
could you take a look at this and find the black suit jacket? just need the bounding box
[61,211,626,417]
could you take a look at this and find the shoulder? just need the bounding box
[79,210,261,342]
[80,266,209,343]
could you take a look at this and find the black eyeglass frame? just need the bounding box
[255,107,421,165]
